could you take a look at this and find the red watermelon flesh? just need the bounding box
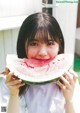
[23,58,53,68]
[6,54,73,84]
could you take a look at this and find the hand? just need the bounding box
[5,68,25,96]
[57,69,78,102]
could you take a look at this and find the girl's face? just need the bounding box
[25,36,59,61]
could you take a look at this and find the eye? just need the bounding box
[29,41,38,46]
[47,41,55,46]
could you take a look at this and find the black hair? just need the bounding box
[17,12,64,96]
[17,12,64,58]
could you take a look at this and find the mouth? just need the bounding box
[29,57,57,67]
[33,58,52,64]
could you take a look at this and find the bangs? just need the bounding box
[28,27,59,43]
[34,27,50,42]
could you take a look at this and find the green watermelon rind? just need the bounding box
[12,74,58,85]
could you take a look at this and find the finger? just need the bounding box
[60,75,70,84]
[64,71,74,85]
[5,67,10,74]
[5,72,14,83]
[12,75,19,80]
[59,76,70,88]
[7,79,22,86]
[1,67,10,75]
[57,80,66,90]
[17,83,26,88]
[68,69,78,82]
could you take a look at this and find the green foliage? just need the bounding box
[74,55,80,83]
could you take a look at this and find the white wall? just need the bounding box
[0,0,38,17]
[54,4,78,54]
[0,0,42,72]
[0,1,78,72]
[0,29,19,72]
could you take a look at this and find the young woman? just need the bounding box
[0,12,80,113]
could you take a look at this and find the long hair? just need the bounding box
[16,12,64,96]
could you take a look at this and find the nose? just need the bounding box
[38,46,48,57]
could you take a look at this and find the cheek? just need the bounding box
[27,48,38,59]
[49,46,59,58]
[53,46,59,54]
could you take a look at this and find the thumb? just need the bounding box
[5,67,10,74]
[5,72,14,83]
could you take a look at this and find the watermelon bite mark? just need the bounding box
[6,54,73,85]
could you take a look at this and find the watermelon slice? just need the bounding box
[6,54,73,84]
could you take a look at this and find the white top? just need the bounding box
[0,77,66,113]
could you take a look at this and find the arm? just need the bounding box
[5,69,25,113]
[65,101,75,113]
[65,79,80,113]
[7,95,20,113]
[57,69,80,113]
